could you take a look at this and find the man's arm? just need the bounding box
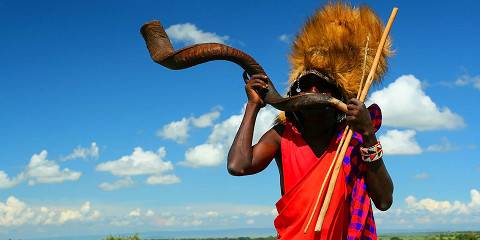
[227,74,280,176]
[361,132,394,211]
[347,98,394,211]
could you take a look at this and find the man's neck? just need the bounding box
[300,118,337,151]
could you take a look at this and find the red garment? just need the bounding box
[274,122,350,239]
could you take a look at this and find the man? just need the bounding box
[227,3,393,240]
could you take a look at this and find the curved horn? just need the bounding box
[140,21,347,113]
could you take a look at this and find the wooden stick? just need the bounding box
[359,7,398,102]
[303,126,349,233]
[314,130,353,231]
[313,7,398,232]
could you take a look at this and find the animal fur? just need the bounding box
[277,2,392,124]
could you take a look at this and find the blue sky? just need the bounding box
[1,0,479,239]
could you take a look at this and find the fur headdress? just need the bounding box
[277,2,392,123]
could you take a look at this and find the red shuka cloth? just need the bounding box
[274,122,349,239]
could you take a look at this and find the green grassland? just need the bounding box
[104,231,480,240]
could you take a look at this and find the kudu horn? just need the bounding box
[140,21,347,113]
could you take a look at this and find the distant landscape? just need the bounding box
[101,231,480,240]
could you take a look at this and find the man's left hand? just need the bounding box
[346,98,375,139]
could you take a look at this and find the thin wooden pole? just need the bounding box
[311,7,398,233]
[303,126,349,233]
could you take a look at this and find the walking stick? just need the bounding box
[303,7,398,233]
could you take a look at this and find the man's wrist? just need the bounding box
[246,102,263,110]
[361,128,377,147]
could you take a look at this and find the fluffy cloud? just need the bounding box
[368,75,465,130]
[96,147,179,189]
[98,177,134,191]
[0,171,24,189]
[62,142,99,161]
[158,109,221,144]
[0,196,34,226]
[426,137,459,152]
[379,129,422,155]
[157,118,190,144]
[129,208,141,217]
[414,172,430,180]
[180,144,225,168]
[455,73,480,90]
[26,150,82,185]
[191,110,221,128]
[181,105,278,168]
[405,189,480,215]
[146,174,180,185]
[278,34,291,43]
[374,189,480,228]
[0,196,99,226]
[1,146,90,188]
[96,147,173,176]
[166,23,229,45]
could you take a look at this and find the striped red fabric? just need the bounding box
[342,103,382,240]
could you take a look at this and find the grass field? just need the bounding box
[103,231,480,240]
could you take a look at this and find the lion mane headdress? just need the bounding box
[277,2,392,123]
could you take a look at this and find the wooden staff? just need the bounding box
[303,7,398,233]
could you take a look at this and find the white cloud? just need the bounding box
[145,209,155,217]
[181,105,278,168]
[426,137,459,152]
[96,147,173,176]
[129,208,141,217]
[455,73,480,90]
[158,109,222,144]
[110,219,130,226]
[379,129,422,155]
[278,34,291,43]
[404,189,480,215]
[373,189,480,228]
[26,150,82,185]
[368,75,465,130]
[246,219,255,225]
[96,147,180,186]
[166,23,229,45]
[0,196,100,226]
[98,177,134,191]
[245,210,261,217]
[157,118,190,144]
[191,110,221,128]
[180,143,225,168]
[193,210,220,218]
[62,142,99,161]
[0,196,34,226]
[146,174,180,185]
[0,171,24,189]
[414,172,430,180]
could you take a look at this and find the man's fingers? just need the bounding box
[249,82,268,90]
[249,74,269,83]
[247,79,268,88]
[348,98,361,104]
[347,104,357,110]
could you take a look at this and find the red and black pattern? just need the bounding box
[337,103,382,240]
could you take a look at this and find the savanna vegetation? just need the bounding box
[103,231,480,240]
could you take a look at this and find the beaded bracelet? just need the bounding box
[359,141,383,162]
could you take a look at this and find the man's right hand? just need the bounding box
[245,74,269,108]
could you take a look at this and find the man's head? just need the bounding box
[285,69,345,126]
[276,2,391,125]
[288,69,343,100]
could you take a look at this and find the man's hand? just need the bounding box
[346,98,376,145]
[245,74,269,109]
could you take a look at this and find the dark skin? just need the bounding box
[227,74,394,211]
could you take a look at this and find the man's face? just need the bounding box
[290,73,342,99]
[290,73,342,121]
